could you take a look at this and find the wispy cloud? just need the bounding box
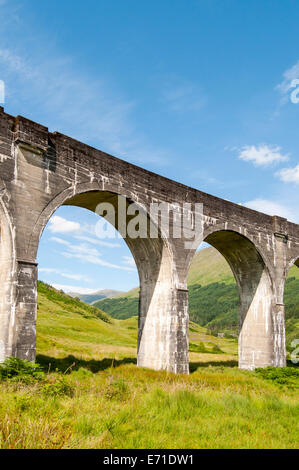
[0,39,170,166]
[0,0,172,166]
[161,79,206,113]
[276,164,299,185]
[74,234,121,248]
[39,267,91,283]
[244,199,297,222]
[62,250,136,272]
[238,144,289,167]
[50,236,136,272]
[49,236,70,245]
[49,283,102,295]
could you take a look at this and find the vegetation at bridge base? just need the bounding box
[0,356,298,449]
[0,281,298,449]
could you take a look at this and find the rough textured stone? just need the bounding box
[0,108,298,373]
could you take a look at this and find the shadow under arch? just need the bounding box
[189,228,280,369]
[30,184,180,372]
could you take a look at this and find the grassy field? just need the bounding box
[0,282,298,449]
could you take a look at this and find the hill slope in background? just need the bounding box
[36,281,237,361]
[94,246,299,349]
[69,289,123,304]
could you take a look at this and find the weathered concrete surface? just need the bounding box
[0,107,298,372]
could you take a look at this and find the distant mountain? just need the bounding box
[69,289,124,304]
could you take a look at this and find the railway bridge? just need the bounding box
[0,107,298,373]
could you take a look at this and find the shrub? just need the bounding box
[0,357,45,382]
[189,342,207,353]
[211,344,223,354]
[72,367,93,378]
[41,377,74,397]
[105,377,129,401]
[13,395,31,412]
[255,366,299,389]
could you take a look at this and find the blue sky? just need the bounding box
[1,0,299,293]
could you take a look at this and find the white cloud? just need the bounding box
[244,199,296,222]
[276,164,299,184]
[48,216,81,234]
[49,283,102,295]
[238,145,289,167]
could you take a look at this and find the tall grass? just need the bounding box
[0,359,298,449]
[0,282,298,449]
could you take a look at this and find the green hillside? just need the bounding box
[36,281,237,362]
[187,246,234,286]
[0,281,298,449]
[94,247,299,350]
[37,281,137,360]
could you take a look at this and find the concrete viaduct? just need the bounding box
[0,107,298,373]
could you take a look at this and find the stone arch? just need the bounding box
[182,221,275,285]
[186,226,284,369]
[24,182,187,373]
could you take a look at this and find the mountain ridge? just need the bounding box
[69,289,124,304]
